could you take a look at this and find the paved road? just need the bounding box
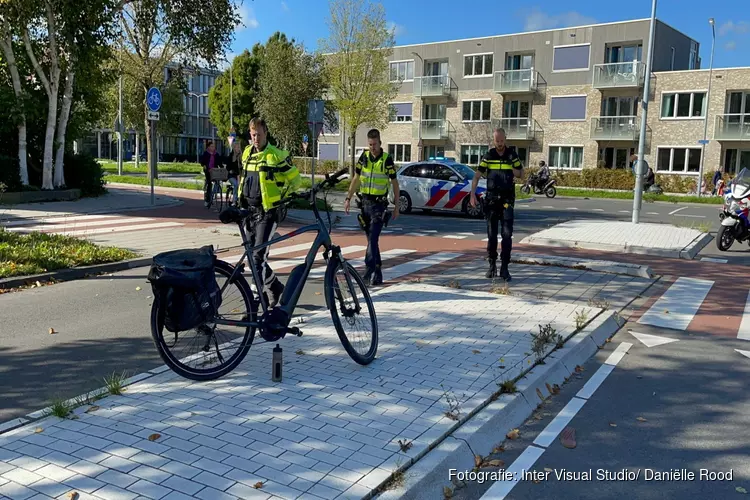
[454,316,750,499]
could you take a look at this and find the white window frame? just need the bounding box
[388,102,413,123]
[388,143,411,163]
[389,60,414,82]
[463,52,494,78]
[655,146,703,174]
[548,145,585,170]
[549,94,588,122]
[659,90,707,120]
[551,43,591,73]
[460,144,490,166]
[462,99,492,122]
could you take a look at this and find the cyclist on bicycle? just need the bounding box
[238,117,302,308]
[225,139,242,206]
[200,140,220,208]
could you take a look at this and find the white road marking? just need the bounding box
[669,206,688,215]
[8,216,155,232]
[680,214,706,218]
[566,207,579,210]
[647,212,659,215]
[54,221,183,236]
[591,208,604,212]
[482,238,489,242]
[701,257,728,263]
[637,277,714,331]
[482,342,632,499]
[404,232,427,237]
[2,214,118,227]
[543,206,554,209]
[619,210,629,213]
[737,290,750,341]
[381,252,463,281]
[736,349,750,359]
[629,331,679,348]
[308,248,416,279]
[271,245,367,272]
[443,234,468,239]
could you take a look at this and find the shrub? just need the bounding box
[63,152,106,197]
[0,155,22,192]
[292,157,347,175]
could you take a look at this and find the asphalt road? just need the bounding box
[454,319,750,500]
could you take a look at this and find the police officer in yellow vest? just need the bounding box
[344,129,399,286]
[238,117,302,307]
[470,127,523,281]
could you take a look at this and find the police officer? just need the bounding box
[469,127,523,281]
[343,128,399,286]
[237,117,302,307]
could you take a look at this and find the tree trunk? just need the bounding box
[0,32,29,185]
[53,66,75,188]
[144,112,152,181]
[135,133,140,169]
[349,130,356,177]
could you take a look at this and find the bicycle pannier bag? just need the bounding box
[147,245,223,333]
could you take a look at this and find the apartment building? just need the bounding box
[318,17,749,177]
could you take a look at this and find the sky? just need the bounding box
[228,0,750,69]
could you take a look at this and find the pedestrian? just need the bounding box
[343,128,399,286]
[200,140,220,207]
[469,127,523,281]
[237,117,302,308]
[225,139,242,205]
[712,167,723,195]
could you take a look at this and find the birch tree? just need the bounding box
[319,0,399,175]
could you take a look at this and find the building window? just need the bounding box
[661,92,706,118]
[549,146,584,169]
[550,96,587,121]
[424,145,445,159]
[552,44,590,72]
[390,61,414,82]
[462,100,491,122]
[323,111,340,135]
[463,54,493,77]
[461,144,489,165]
[318,143,339,161]
[388,144,411,163]
[389,103,413,122]
[656,147,702,173]
[689,41,699,70]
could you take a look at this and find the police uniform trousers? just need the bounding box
[483,193,515,265]
[243,204,282,294]
[359,196,387,271]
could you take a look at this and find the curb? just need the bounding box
[0,257,153,290]
[511,252,653,279]
[520,235,703,260]
[372,309,624,500]
[679,231,713,259]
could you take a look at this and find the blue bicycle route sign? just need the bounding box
[147,87,162,112]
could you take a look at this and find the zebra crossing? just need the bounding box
[3,213,184,236]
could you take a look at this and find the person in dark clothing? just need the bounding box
[712,168,723,195]
[225,140,242,205]
[199,140,220,207]
[469,127,523,281]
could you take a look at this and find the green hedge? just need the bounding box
[0,155,21,192]
[292,157,345,175]
[0,152,105,197]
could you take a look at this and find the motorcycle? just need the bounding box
[716,168,750,252]
[521,172,557,198]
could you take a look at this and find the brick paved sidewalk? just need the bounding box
[0,283,599,500]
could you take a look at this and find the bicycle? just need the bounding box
[206,168,228,212]
[149,167,378,381]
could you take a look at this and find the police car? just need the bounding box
[394,157,487,218]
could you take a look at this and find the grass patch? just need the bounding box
[553,187,724,205]
[0,229,137,279]
[674,220,712,233]
[103,371,128,395]
[49,398,72,418]
[100,161,202,174]
[299,177,350,192]
[105,174,202,190]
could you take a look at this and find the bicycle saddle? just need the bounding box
[219,206,250,224]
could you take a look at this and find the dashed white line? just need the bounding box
[647,212,659,215]
[591,208,604,212]
[566,207,579,210]
[737,290,750,341]
[543,206,554,209]
[680,214,707,218]
[701,257,727,263]
[669,206,688,215]
[619,210,629,213]
[443,235,468,239]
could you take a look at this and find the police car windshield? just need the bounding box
[450,163,476,180]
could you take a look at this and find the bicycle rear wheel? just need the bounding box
[150,259,257,381]
[212,182,224,212]
[324,259,378,365]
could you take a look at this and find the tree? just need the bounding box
[319,0,399,174]
[208,45,264,141]
[256,32,328,154]
[119,0,240,178]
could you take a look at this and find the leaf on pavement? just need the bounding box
[489,459,505,467]
[636,417,648,422]
[575,365,584,373]
[443,486,453,498]
[136,286,141,291]
[49,328,56,334]
[34,427,43,433]
[472,350,481,354]
[609,422,617,427]
[85,405,100,413]
[492,445,505,453]
[315,292,321,295]
[551,384,561,395]
[560,427,577,449]
[736,486,747,494]
[506,428,520,440]
[67,492,79,500]
[148,433,161,441]
[254,481,265,489]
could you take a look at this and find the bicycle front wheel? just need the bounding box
[150,259,257,381]
[212,182,223,212]
[324,259,378,365]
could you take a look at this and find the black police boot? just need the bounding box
[499,261,512,282]
[363,266,374,283]
[370,266,383,286]
[264,280,284,308]
[485,259,497,279]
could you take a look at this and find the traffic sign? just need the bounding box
[698,139,710,145]
[307,122,324,139]
[147,87,162,112]
[147,111,159,121]
[307,100,324,123]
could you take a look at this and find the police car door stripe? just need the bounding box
[425,181,449,207]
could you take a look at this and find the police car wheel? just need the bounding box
[398,191,412,213]
[463,197,483,219]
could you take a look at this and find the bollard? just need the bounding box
[272,344,282,382]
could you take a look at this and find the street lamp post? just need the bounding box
[632,0,658,224]
[697,18,716,198]
[188,91,208,163]
[230,63,233,132]
[411,51,424,161]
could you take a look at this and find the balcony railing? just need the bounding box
[414,75,451,97]
[592,61,645,89]
[714,114,750,141]
[590,116,639,140]
[496,118,537,140]
[493,68,537,93]
[413,119,449,140]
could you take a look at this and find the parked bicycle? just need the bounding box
[147,167,378,381]
[206,168,229,211]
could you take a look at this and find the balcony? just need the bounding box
[413,119,449,140]
[493,69,537,93]
[714,114,750,141]
[414,75,451,98]
[496,118,537,140]
[590,116,639,141]
[592,62,645,89]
